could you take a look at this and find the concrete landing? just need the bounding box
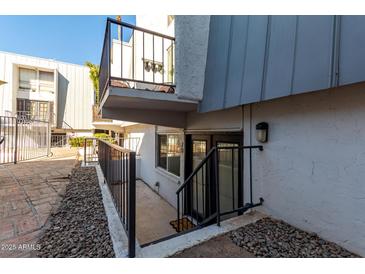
[138,210,266,258]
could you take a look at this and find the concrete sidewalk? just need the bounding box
[136,180,177,245]
[0,148,78,257]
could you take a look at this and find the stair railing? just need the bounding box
[176,145,264,233]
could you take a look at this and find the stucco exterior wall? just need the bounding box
[124,123,184,207]
[175,16,210,101]
[243,83,365,256]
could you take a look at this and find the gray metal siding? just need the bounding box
[339,16,365,85]
[292,16,334,93]
[200,15,365,113]
[241,16,268,104]
[263,16,297,100]
[202,16,231,110]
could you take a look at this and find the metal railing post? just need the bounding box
[249,147,253,205]
[214,148,220,226]
[177,194,180,232]
[84,138,87,164]
[128,151,136,258]
[14,118,18,164]
[47,120,51,156]
[107,20,111,87]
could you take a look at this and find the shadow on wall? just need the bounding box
[57,72,69,128]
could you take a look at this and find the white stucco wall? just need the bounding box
[124,123,184,207]
[175,16,210,101]
[242,83,365,256]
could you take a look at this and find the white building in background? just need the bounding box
[0,51,132,141]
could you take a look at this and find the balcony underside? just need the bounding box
[100,87,198,128]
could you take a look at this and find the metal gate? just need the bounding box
[0,116,50,164]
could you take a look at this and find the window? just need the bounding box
[18,67,54,93]
[39,71,54,92]
[16,99,52,122]
[157,134,182,176]
[19,68,37,91]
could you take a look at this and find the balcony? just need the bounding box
[98,18,197,128]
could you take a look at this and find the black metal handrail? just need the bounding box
[108,17,175,40]
[176,145,264,233]
[177,147,216,194]
[99,17,176,103]
[97,138,136,258]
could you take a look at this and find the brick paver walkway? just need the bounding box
[0,148,78,257]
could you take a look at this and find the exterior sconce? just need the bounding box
[256,122,268,143]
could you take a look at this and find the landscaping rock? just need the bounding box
[36,167,115,258]
[229,217,359,258]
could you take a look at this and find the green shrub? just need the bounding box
[68,134,117,147]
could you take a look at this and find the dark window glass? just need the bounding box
[157,134,181,176]
[158,135,167,169]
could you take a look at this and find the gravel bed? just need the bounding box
[230,217,359,258]
[36,167,115,258]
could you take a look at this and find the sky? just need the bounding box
[0,15,136,65]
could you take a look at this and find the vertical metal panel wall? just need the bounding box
[200,15,365,113]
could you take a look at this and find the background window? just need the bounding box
[157,134,181,176]
[39,70,54,92]
[158,135,167,169]
[19,68,37,91]
[16,99,51,122]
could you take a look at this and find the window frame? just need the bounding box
[18,67,55,93]
[156,133,182,177]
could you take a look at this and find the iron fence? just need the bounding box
[97,139,136,258]
[0,115,50,164]
[119,137,140,153]
[51,134,69,147]
[99,17,176,102]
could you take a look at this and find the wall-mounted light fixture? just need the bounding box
[256,122,269,143]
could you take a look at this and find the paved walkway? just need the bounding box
[0,147,78,257]
[136,180,177,245]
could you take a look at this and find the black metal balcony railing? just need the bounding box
[99,17,176,102]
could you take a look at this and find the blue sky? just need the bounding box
[0,16,136,65]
